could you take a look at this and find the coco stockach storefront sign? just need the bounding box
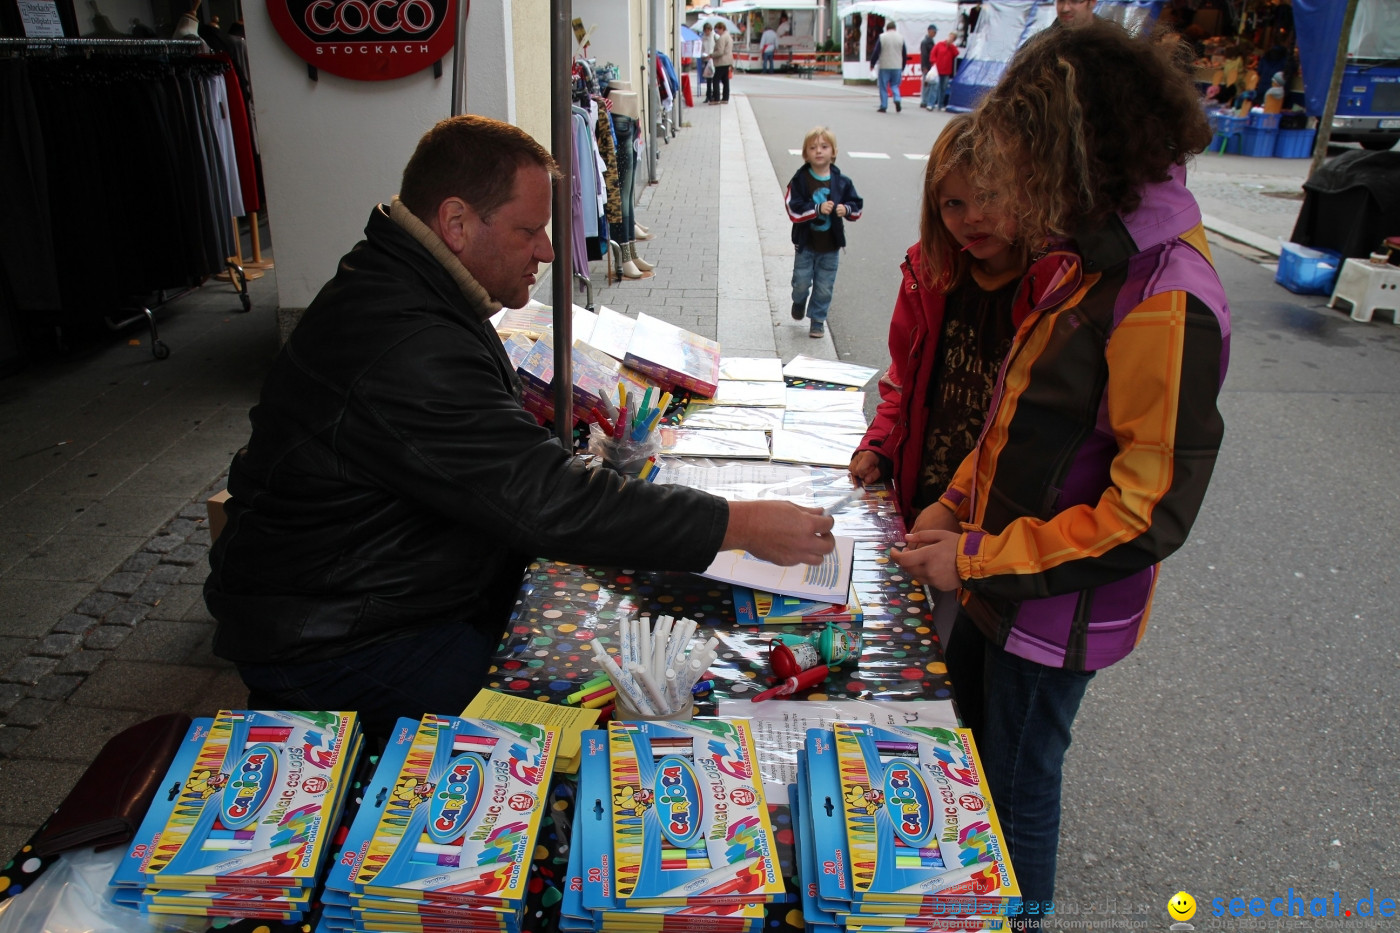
[267,0,456,80]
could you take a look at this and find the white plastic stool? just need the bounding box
[1328,258,1400,324]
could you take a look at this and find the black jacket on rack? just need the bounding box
[0,51,235,349]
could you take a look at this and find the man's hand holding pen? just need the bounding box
[724,500,834,567]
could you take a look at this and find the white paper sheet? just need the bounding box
[770,429,866,468]
[700,534,853,603]
[784,388,867,413]
[716,699,960,793]
[680,405,787,431]
[719,357,786,382]
[782,354,880,387]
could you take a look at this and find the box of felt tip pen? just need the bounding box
[605,718,787,909]
[324,714,558,915]
[578,730,766,930]
[828,722,1019,913]
[110,710,361,908]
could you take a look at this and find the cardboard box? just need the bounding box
[206,489,231,544]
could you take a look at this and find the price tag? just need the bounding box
[18,0,64,37]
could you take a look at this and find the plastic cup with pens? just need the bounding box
[588,383,671,479]
[589,615,714,722]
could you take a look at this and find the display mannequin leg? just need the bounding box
[625,241,655,272]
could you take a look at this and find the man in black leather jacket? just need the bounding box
[205,116,834,737]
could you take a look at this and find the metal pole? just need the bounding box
[1308,0,1360,180]
[674,0,683,130]
[550,0,574,443]
[647,0,660,183]
[450,0,468,115]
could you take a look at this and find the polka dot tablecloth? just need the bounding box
[0,471,952,933]
[486,474,951,710]
[480,473,952,932]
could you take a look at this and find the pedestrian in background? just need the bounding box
[919,24,938,110]
[931,32,960,109]
[699,22,714,101]
[869,20,907,113]
[710,21,733,104]
[760,21,779,73]
[893,22,1227,925]
[784,126,863,338]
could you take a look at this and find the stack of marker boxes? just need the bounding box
[110,710,362,922]
[574,719,791,931]
[323,714,560,932]
[794,722,1020,932]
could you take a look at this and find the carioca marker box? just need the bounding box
[804,727,855,916]
[829,722,1020,915]
[606,718,786,909]
[326,714,558,914]
[623,312,722,398]
[791,762,839,931]
[110,710,360,909]
[557,775,593,933]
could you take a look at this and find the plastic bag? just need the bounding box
[587,421,660,474]
[0,846,204,933]
[703,59,715,78]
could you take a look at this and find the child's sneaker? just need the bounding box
[809,320,825,338]
[791,302,806,320]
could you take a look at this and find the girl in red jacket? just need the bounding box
[848,115,1028,529]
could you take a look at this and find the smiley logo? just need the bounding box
[1168,891,1196,922]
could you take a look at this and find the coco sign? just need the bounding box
[266,0,455,81]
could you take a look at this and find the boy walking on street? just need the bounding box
[784,127,863,338]
[870,21,907,112]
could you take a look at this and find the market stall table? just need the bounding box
[0,466,956,933]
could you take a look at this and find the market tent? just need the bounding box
[692,13,741,33]
[680,24,701,41]
[947,0,1163,111]
[836,0,962,51]
[703,0,822,12]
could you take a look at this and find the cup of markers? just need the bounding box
[587,383,670,477]
[584,614,717,721]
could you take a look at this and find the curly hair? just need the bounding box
[918,115,1027,293]
[966,21,1212,248]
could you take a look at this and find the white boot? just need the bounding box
[634,223,652,241]
[626,241,655,272]
[619,241,645,279]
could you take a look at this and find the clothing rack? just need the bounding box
[0,36,253,359]
[0,36,205,54]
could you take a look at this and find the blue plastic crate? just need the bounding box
[1275,127,1316,158]
[1242,126,1277,157]
[1209,115,1248,153]
[1275,242,1343,295]
[1247,110,1282,130]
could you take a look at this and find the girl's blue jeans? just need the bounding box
[944,611,1096,915]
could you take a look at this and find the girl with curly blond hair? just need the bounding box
[893,22,1230,920]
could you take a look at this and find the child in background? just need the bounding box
[785,126,863,338]
[849,115,1027,529]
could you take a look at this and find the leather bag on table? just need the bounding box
[30,712,192,858]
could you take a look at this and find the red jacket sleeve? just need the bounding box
[857,249,921,463]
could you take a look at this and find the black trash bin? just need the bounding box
[1290,149,1400,258]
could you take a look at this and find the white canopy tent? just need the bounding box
[835,0,963,80]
